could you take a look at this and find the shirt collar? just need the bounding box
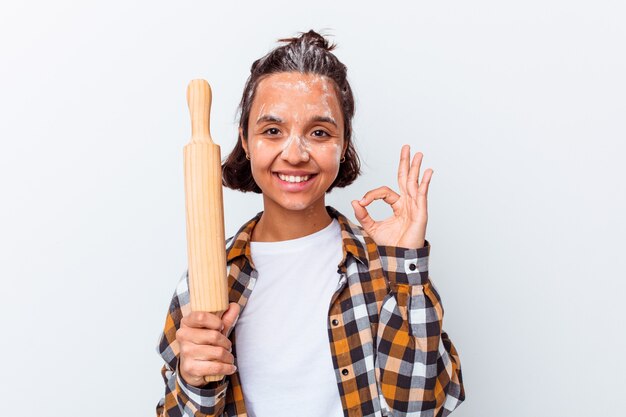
[225,205,370,268]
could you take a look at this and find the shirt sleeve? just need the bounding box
[375,240,466,416]
[155,270,229,417]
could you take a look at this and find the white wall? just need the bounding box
[1,1,624,416]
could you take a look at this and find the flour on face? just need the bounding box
[281,134,311,161]
[244,71,346,213]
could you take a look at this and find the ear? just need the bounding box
[239,127,248,155]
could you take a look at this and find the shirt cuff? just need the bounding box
[377,239,430,286]
[175,361,229,414]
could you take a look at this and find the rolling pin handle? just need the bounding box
[187,79,213,144]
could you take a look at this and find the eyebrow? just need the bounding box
[255,114,338,127]
[256,114,284,124]
[311,116,338,127]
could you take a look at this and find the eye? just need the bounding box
[312,129,330,138]
[263,127,281,136]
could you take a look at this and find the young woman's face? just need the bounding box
[241,71,346,212]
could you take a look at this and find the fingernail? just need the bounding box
[360,198,365,203]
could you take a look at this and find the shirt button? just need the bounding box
[409,263,417,271]
[332,319,339,326]
[342,368,349,376]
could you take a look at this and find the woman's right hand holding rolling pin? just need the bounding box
[176,302,241,387]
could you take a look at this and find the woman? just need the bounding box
[157,30,465,417]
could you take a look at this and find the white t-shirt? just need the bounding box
[234,218,345,417]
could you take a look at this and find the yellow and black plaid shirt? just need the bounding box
[156,205,465,417]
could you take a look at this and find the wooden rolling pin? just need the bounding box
[184,79,229,383]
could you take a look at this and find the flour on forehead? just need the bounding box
[305,99,334,119]
[269,79,312,93]
[254,103,267,123]
[266,73,330,93]
[262,102,288,115]
[317,80,338,118]
[294,79,311,93]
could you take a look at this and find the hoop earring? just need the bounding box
[245,154,251,161]
[340,155,346,163]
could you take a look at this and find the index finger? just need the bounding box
[181,311,224,331]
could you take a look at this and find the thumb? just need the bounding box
[351,199,375,231]
[221,302,241,338]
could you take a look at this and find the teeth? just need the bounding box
[278,173,311,183]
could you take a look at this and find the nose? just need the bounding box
[280,135,310,164]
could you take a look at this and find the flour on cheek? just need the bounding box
[326,142,343,162]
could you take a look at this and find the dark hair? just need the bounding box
[222,29,361,194]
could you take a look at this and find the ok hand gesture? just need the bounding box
[351,145,433,250]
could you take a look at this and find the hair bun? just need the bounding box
[278,29,336,52]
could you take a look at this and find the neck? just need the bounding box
[251,196,333,242]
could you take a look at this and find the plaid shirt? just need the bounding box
[156,205,465,417]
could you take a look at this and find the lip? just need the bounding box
[273,170,317,176]
[273,172,317,192]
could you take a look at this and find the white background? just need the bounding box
[1,1,625,416]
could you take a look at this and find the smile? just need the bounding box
[277,173,313,183]
[273,172,318,191]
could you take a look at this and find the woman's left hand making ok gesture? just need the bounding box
[351,145,433,250]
